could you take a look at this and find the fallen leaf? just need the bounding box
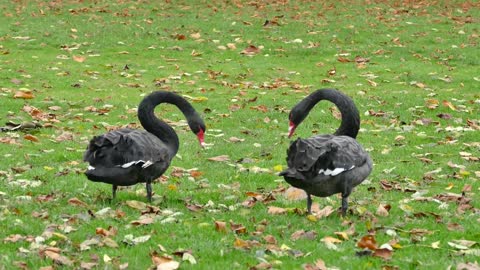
[376,204,390,217]
[24,134,39,142]
[373,248,393,260]
[357,235,377,250]
[14,90,34,99]
[283,187,307,201]
[207,155,230,162]
[123,234,151,245]
[314,205,335,219]
[442,100,457,110]
[455,262,480,270]
[125,200,147,210]
[291,230,317,241]
[240,45,260,55]
[68,197,87,207]
[73,55,86,62]
[233,237,251,250]
[303,259,327,270]
[43,248,73,266]
[322,236,342,244]
[130,216,155,226]
[267,206,287,215]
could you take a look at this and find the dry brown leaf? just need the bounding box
[43,248,73,266]
[376,204,390,217]
[322,236,342,244]
[267,206,287,215]
[130,216,154,226]
[456,262,480,270]
[334,231,349,241]
[357,235,377,250]
[240,45,260,55]
[263,235,277,244]
[125,200,147,210]
[314,205,335,219]
[228,137,245,143]
[207,155,230,162]
[14,90,34,99]
[80,262,98,270]
[303,259,327,270]
[442,100,457,110]
[73,55,86,62]
[214,221,227,233]
[291,230,317,241]
[373,248,393,260]
[68,197,87,207]
[190,32,201,39]
[283,187,307,201]
[24,134,39,142]
[233,237,251,250]
[151,254,180,270]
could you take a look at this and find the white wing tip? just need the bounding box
[119,160,154,169]
[318,166,355,176]
[87,165,95,171]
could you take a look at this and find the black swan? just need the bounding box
[279,89,372,215]
[83,91,206,201]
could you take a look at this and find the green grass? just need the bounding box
[1,0,479,269]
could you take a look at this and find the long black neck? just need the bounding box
[296,89,360,138]
[137,91,200,157]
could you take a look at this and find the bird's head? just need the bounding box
[288,107,308,138]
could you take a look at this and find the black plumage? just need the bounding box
[280,89,373,215]
[83,91,206,201]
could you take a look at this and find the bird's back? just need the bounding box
[282,134,372,197]
[83,128,172,185]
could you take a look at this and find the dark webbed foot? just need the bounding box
[146,182,152,202]
[306,194,313,214]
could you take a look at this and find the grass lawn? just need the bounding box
[0,1,479,269]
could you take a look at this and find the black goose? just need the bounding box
[280,89,372,215]
[83,91,206,201]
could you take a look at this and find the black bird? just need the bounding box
[83,91,206,201]
[280,89,372,215]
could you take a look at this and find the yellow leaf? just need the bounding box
[445,183,454,190]
[334,231,349,240]
[44,166,54,171]
[168,184,177,191]
[306,214,317,222]
[273,165,283,172]
[322,236,343,244]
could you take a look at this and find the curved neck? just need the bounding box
[295,89,360,138]
[137,91,200,157]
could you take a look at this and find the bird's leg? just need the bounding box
[146,181,152,203]
[112,185,118,199]
[306,194,313,214]
[341,195,348,216]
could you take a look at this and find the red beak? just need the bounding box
[288,121,296,138]
[197,129,205,148]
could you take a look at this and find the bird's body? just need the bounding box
[83,91,205,201]
[280,89,372,215]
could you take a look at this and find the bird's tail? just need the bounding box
[279,168,305,180]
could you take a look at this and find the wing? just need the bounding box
[83,128,171,169]
[285,135,369,178]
